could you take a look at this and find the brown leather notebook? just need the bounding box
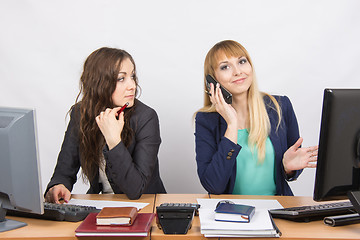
[96,207,138,226]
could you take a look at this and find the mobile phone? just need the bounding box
[205,75,232,104]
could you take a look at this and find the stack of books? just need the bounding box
[197,199,282,238]
[75,207,155,237]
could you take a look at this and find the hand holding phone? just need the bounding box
[205,75,232,104]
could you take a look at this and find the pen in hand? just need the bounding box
[116,102,129,119]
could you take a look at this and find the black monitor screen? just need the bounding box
[314,89,360,201]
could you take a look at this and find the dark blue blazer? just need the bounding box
[195,95,302,196]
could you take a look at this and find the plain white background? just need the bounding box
[1,0,360,196]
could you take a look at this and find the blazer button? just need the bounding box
[226,156,231,160]
[230,149,235,152]
[228,152,233,156]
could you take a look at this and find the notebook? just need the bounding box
[75,212,155,237]
[96,207,138,225]
[215,202,255,223]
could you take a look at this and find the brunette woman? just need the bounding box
[45,47,166,202]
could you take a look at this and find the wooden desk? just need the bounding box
[2,194,360,240]
[1,194,155,240]
[210,194,360,240]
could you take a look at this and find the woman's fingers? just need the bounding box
[215,83,227,105]
[307,163,317,168]
[291,137,303,151]
[209,83,216,104]
[306,145,318,167]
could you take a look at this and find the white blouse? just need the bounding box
[98,157,114,194]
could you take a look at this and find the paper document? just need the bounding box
[67,198,149,211]
[197,198,282,238]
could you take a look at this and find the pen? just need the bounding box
[268,211,282,236]
[116,102,129,119]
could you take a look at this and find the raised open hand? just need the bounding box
[283,137,318,174]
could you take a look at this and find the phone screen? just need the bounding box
[206,75,232,104]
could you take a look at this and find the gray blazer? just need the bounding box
[46,100,166,199]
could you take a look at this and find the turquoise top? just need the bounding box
[232,129,276,195]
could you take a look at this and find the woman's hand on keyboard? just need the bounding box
[45,184,71,204]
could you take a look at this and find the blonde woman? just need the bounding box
[195,40,317,196]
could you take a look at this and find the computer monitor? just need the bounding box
[313,89,360,203]
[0,107,44,232]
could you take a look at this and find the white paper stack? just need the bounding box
[197,199,283,238]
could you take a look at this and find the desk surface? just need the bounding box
[1,194,155,240]
[211,194,360,240]
[152,194,209,240]
[1,194,360,240]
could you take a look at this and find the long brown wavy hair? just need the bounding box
[73,47,139,182]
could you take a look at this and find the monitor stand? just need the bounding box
[0,206,27,233]
[348,191,360,214]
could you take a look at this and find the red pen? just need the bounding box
[117,102,129,117]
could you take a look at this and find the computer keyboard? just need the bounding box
[157,202,201,215]
[6,202,100,222]
[269,201,357,222]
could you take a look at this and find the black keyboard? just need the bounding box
[157,202,201,215]
[269,201,357,222]
[6,202,100,222]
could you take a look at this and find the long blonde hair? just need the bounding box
[198,40,281,162]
